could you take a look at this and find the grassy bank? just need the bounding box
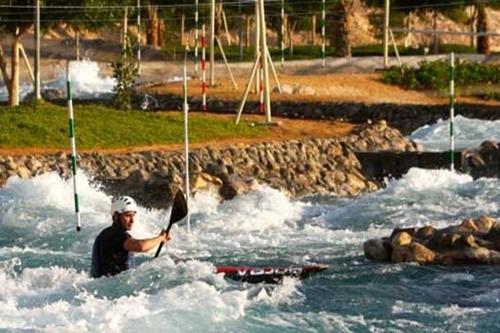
[0,101,268,150]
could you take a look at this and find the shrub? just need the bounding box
[382,59,500,93]
[111,36,139,110]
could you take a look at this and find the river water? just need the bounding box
[0,164,499,332]
[1,64,499,331]
[410,115,500,151]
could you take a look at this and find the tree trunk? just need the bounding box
[476,4,490,54]
[76,29,80,61]
[146,5,159,48]
[181,12,185,46]
[215,1,223,37]
[10,34,20,106]
[158,19,166,48]
[469,6,476,47]
[288,22,296,56]
[432,9,439,54]
[312,15,317,45]
[0,45,11,97]
[330,0,352,57]
[284,14,288,47]
[245,15,251,48]
[239,14,244,59]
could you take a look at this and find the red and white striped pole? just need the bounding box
[201,24,207,112]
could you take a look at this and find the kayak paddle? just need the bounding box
[154,190,188,258]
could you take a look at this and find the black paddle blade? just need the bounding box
[154,190,188,258]
[166,190,188,234]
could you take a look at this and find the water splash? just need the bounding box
[410,115,500,151]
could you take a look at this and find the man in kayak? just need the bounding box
[90,196,171,278]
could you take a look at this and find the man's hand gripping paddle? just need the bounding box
[154,190,188,258]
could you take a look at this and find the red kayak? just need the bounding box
[216,264,328,284]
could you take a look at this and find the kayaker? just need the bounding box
[90,196,171,278]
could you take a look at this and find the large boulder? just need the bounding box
[364,216,500,265]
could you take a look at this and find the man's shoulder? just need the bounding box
[99,224,130,240]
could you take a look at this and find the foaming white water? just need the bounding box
[0,60,116,102]
[0,61,193,102]
[410,115,500,151]
[1,167,500,331]
[317,168,499,238]
[43,60,115,99]
[0,82,33,102]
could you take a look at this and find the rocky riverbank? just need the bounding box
[356,139,500,181]
[364,216,500,265]
[0,121,419,208]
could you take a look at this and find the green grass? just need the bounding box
[163,43,483,62]
[0,101,269,149]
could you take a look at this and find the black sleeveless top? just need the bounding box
[90,223,134,278]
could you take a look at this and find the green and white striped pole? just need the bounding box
[194,0,199,76]
[449,52,455,172]
[183,46,191,233]
[321,0,326,67]
[66,61,81,232]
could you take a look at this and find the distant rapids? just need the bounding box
[410,115,500,151]
[0,168,499,332]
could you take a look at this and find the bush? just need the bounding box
[111,37,139,110]
[382,59,500,93]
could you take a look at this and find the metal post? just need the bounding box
[254,0,260,93]
[194,0,199,76]
[123,6,128,53]
[281,0,285,67]
[201,25,207,112]
[66,61,81,232]
[183,46,191,233]
[383,0,390,68]
[321,0,326,67]
[449,52,455,172]
[137,0,141,75]
[210,0,216,86]
[35,0,41,99]
[258,0,271,123]
[239,0,243,60]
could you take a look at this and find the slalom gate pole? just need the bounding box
[321,0,326,67]
[183,46,191,233]
[281,0,285,67]
[201,24,207,112]
[194,0,199,76]
[66,61,81,232]
[137,0,141,75]
[449,52,455,172]
[259,55,264,114]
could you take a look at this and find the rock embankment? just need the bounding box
[0,121,419,208]
[364,216,500,265]
[356,140,500,181]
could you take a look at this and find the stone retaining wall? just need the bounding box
[0,121,419,208]
[356,140,500,181]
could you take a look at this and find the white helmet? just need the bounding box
[111,196,138,216]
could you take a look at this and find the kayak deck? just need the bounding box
[216,264,328,284]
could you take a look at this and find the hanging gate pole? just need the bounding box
[66,61,81,232]
[449,52,455,172]
[183,47,191,233]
